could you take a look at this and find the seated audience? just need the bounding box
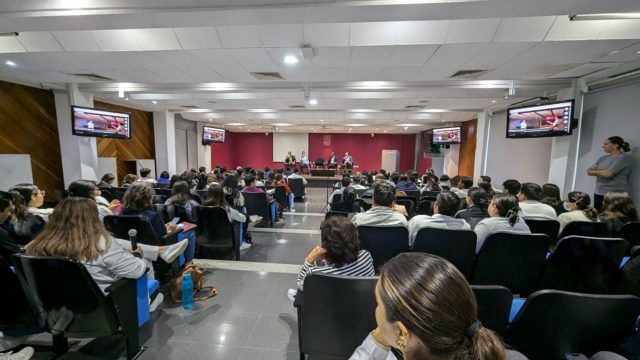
[203,183,251,250]
[330,176,352,202]
[168,174,179,189]
[540,183,567,216]
[557,191,599,233]
[242,176,283,224]
[331,187,363,213]
[408,191,470,245]
[395,175,417,191]
[9,184,50,241]
[156,171,171,184]
[164,180,200,219]
[97,173,116,188]
[477,176,496,199]
[68,180,115,221]
[291,217,374,297]
[517,182,557,219]
[222,174,245,208]
[352,176,367,190]
[439,174,451,189]
[138,168,157,185]
[474,193,531,253]
[501,178,521,196]
[455,187,490,229]
[0,194,21,259]
[274,173,292,194]
[420,174,442,193]
[351,183,408,228]
[288,168,307,185]
[598,191,639,233]
[122,173,138,187]
[350,253,507,360]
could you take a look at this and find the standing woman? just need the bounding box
[588,136,632,210]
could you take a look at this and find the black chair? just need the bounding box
[288,178,305,200]
[243,192,274,227]
[274,186,289,211]
[12,254,144,359]
[110,187,128,201]
[412,228,477,280]
[153,204,191,223]
[104,215,180,247]
[0,255,42,337]
[99,188,114,202]
[416,198,434,215]
[197,189,208,201]
[471,285,512,337]
[325,211,348,221]
[155,188,172,197]
[403,190,421,204]
[472,233,550,295]
[314,158,325,168]
[193,206,241,260]
[539,236,627,294]
[330,193,342,205]
[396,195,417,210]
[296,274,378,360]
[357,226,410,272]
[506,290,640,360]
[395,198,415,218]
[54,189,69,202]
[524,218,560,245]
[421,190,441,200]
[152,195,167,204]
[618,222,640,255]
[559,221,612,239]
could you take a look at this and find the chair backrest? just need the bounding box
[559,221,611,239]
[152,195,167,204]
[54,189,69,202]
[357,226,410,272]
[193,206,239,258]
[507,290,640,360]
[99,188,114,202]
[472,232,550,295]
[471,285,512,337]
[394,198,415,218]
[274,186,288,210]
[540,236,627,294]
[396,195,417,209]
[109,187,128,201]
[403,190,421,204]
[197,190,208,201]
[242,192,270,220]
[12,254,121,338]
[153,203,175,223]
[617,222,640,254]
[354,188,367,198]
[288,178,305,198]
[0,255,40,333]
[416,198,434,215]
[421,190,441,200]
[103,215,162,246]
[300,274,378,360]
[412,228,477,280]
[524,218,560,244]
[325,211,349,221]
[155,188,172,197]
[331,193,342,205]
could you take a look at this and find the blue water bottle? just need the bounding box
[181,273,194,310]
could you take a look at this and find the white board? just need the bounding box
[0,154,33,190]
[273,133,309,162]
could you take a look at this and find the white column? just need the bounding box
[473,111,489,180]
[443,144,460,176]
[196,124,212,171]
[153,110,176,175]
[54,84,99,187]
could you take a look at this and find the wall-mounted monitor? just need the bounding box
[202,126,225,144]
[507,100,574,139]
[71,106,131,139]
[432,126,461,145]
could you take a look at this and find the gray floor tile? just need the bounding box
[193,310,260,346]
[186,343,245,359]
[241,232,318,264]
[263,274,298,316]
[246,313,299,351]
[139,339,193,360]
[240,348,300,360]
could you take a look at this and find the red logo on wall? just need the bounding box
[323,135,331,146]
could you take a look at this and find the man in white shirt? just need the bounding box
[518,182,557,219]
[408,191,470,246]
[138,168,157,185]
[351,183,408,228]
[287,168,307,185]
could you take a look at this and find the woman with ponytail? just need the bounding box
[473,193,530,253]
[588,136,632,210]
[350,253,509,360]
[455,187,490,229]
[557,191,598,233]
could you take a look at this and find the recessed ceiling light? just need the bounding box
[208,118,212,122]
[124,97,129,101]
[442,119,446,122]
[284,55,298,65]
[226,123,246,126]
[491,100,497,103]
[309,99,318,105]
[636,50,640,54]
[384,130,388,133]
[152,100,157,104]
[5,60,16,67]
[320,119,324,122]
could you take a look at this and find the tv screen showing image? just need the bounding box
[507,100,574,139]
[432,126,461,144]
[71,106,131,139]
[203,126,225,144]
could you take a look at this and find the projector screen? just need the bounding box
[273,133,309,162]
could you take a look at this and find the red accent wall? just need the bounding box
[211,132,418,172]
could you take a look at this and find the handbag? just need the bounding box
[169,264,217,303]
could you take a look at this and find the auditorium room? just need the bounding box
[2,1,640,359]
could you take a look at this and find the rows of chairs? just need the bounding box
[295,273,640,360]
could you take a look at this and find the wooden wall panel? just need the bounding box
[458,118,477,177]
[0,80,62,201]
[95,101,155,185]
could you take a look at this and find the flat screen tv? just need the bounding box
[507,100,574,139]
[71,106,131,139]
[432,126,461,145]
[202,126,225,144]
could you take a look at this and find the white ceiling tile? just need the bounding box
[186,49,243,69]
[413,67,458,80]
[463,42,535,68]
[424,44,485,67]
[131,28,181,51]
[91,30,141,51]
[183,69,225,82]
[259,24,304,47]
[149,70,198,82]
[379,67,420,81]
[265,48,314,69]
[226,48,278,72]
[545,16,609,41]
[154,51,208,70]
[388,45,439,67]
[312,47,350,68]
[493,16,556,42]
[446,18,501,44]
[174,27,221,49]
[596,42,640,62]
[0,37,27,53]
[215,67,258,82]
[303,23,349,47]
[395,21,450,45]
[17,32,63,52]
[350,22,397,46]
[52,31,100,52]
[278,68,314,81]
[548,62,623,79]
[313,67,349,81]
[350,46,395,68]
[598,19,640,40]
[348,68,383,81]
[217,25,262,48]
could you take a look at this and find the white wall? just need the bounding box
[443,144,460,176]
[0,155,33,190]
[174,115,197,172]
[484,111,554,187]
[574,81,640,206]
[153,110,176,175]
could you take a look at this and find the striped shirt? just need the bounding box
[297,249,375,290]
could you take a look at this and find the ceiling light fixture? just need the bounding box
[284,55,298,65]
[569,13,640,21]
[491,100,497,103]
[5,60,16,67]
[118,86,125,99]
[309,99,318,105]
[151,100,157,104]
[124,97,129,101]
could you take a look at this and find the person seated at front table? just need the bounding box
[474,193,531,254]
[284,150,296,170]
[517,182,557,219]
[300,150,310,169]
[288,216,375,301]
[351,183,408,228]
[408,191,470,246]
[395,175,418,191]
[327,152,338,169]
[343,152,353,169]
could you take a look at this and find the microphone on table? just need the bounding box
[128,229,138,251]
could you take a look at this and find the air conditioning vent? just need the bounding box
[289,105,306,109]
[68,73,114,81]
[449,69,488,78]
[181,105,199,108]
[404,105,426,110]
[251,72,285,80]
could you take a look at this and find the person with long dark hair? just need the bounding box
[455,187,490,229]
[8,184,51,242]
[598,191,639,233]
[222,174,245,208]
[588,136,633,210]
[540,183,567,216]
[557,191,598,233]
[164,180,200,219]
[350,253,506,360]
[202,183,251,250]
[474,193,530,253]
